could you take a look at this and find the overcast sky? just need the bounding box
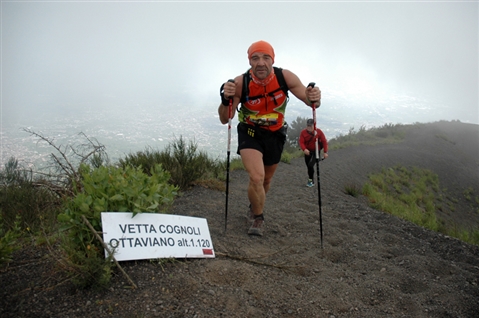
[2,0,478,126]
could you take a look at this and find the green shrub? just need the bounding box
[58,163,178,288]
[0,157,62,233]
[0,214,21,266]
[328,123,406,150]
[362,165,478,245]
[228,157,244,171]
[120,137,222,190]
[344,182,361,197]
[280,151,292,164]
[161,137,220,190]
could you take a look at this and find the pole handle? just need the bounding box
[226,79,235,99]
[307,82,319,105]
[226,79,235,150]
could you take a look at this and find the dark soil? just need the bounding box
[1,121,479,318]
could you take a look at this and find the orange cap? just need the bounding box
[247,40,275,63]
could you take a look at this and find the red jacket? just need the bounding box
[299,128,328,153]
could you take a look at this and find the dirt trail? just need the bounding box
[1,121,478,318]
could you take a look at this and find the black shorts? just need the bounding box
[237,123,287,166]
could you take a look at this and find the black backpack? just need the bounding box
[240,67,289,106]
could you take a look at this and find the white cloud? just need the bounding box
[2,1,477,125]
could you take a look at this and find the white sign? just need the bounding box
[101,212,215,261]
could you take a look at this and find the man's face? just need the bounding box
[306,125,314,132]
[249,52,273,79]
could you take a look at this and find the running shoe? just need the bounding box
[248,215,264,236]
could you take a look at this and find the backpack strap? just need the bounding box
[240,70,250,104]
[240,67,289,104]
[275,67,289,95]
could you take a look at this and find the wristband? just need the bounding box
[220,84,231,106]
[221,94,230,106]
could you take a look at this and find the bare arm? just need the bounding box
[217,75,243,124]
[282,69,321,107]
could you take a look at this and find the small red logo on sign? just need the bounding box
[202,249,213,255]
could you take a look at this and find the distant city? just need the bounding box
[0,95,465,170]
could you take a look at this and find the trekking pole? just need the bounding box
[224,79,234,233]
[308,82,323,248]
